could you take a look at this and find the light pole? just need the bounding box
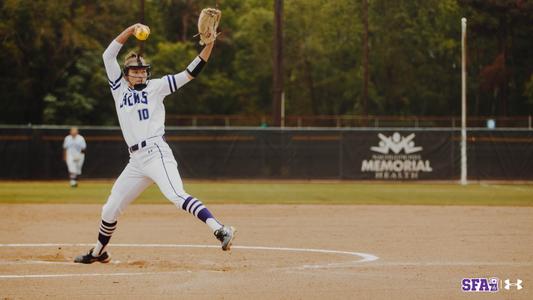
[273,0,284,127]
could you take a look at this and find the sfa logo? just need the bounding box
[462,277,499,292]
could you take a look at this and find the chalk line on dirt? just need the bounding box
[0,243,379,278]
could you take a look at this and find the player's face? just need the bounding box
[127,68,148,86]
[70,127,78,137]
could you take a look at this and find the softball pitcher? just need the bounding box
[75,17,235,264]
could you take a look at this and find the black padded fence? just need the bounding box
[0,126,532,180]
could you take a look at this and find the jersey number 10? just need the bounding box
[138,108,149,121]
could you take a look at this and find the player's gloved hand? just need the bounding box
[196,8,221,45]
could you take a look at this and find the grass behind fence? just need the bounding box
[0,181,532,206]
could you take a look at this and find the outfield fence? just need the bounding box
[166,115,533,129]
[1,126,532,181]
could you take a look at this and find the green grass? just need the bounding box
[0,181,532,206]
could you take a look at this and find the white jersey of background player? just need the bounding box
[63,127,86,187]
[75,23,235,264]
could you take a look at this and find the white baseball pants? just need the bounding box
[66,154,85,175]
[100,136,215,226]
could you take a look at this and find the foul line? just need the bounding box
[0,243,379,279]
[0,271,192,279]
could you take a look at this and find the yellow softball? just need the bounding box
[134,25,150,41]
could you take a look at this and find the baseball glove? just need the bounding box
[197,8,221,45]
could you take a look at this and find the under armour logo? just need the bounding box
[370,132,422,154]
[504,279,523,290]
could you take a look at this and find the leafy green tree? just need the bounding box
[368,0,463,115]
[43,51,111,125]
[284,0,362,115]
[459,0,533,115]
[0,0,138,124]
[232,4,273,114]
[0,0,531,125]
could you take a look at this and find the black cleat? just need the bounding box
[214,226,236,251]
[74,248,110,264]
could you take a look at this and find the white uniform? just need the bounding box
[104,40,190,147]
[73,37,234,262]
[99,40,222,236]
[63,134,86,175]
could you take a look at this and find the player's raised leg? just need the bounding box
[146,143,236,251]
[74,163,153,263]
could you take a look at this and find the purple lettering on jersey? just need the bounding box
[120,91,148,109]
[141,91,148,104]
[120,94,127,108]
[133,92,141,104]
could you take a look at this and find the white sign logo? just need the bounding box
[361,132,432,179]
[371,132,422,154]
[504,279,523,290]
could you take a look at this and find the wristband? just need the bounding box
[186,56,206,78]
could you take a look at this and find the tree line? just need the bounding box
[0,0,531,125]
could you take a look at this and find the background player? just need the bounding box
[74,22,235,264]
[63,127,86,187]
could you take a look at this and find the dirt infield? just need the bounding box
[0,204,531,299]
